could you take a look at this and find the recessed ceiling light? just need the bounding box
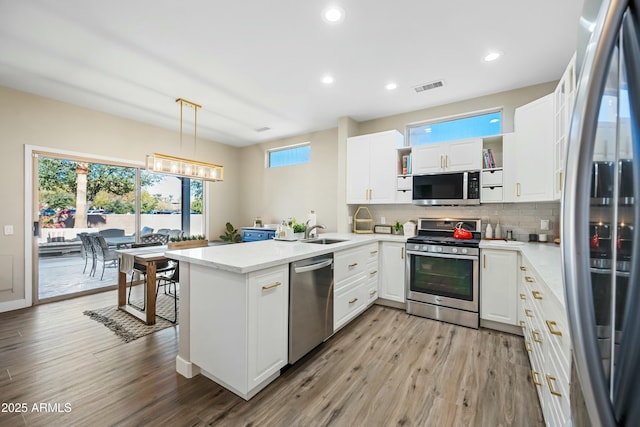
[322,6,345,24]
[385,82,398,91]
[321,75,334,85]
[484,51,503,62]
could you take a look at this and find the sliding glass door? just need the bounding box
[34,152,204,302]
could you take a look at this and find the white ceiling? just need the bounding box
[0,0,585,147]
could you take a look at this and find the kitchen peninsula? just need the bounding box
[166,233,405,399]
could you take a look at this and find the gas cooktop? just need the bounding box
[407,218,482,248]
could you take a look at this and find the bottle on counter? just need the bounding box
[495,222,501,239]
[485,223,493,239]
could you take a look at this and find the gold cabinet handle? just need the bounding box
[525,276,535,283]
[370,270,378,276]
[520,266,527,271]
[369,290,377,297]
[440,155,444,169]
[546,375,562,397]
[262,281,282,290]
[401,247,405,259]
[546,320,563,336]
[370,250,378,255]
[483,254,486,268]
[525,309,534,318]
[520,293,526,300]
[559,171,563,191]
[532,330,543,343]
[348,298,358,304]
[517,182,521,197]
[348,262,358,268]
[445,155,449,168]
[532,290,543,300]
[519,320,526,329]
[525,341,532,352]
[532,370,542,386]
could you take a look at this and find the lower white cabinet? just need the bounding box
[334,243,378,330]
[379,241,406,303]
[519,256,571,426]
[480,248,518,325]
[190,264,289,400]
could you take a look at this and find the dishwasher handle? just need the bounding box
[293,258,333,274]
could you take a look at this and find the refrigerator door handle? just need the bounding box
[563,0,627,426]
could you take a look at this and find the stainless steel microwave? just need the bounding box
[412,170,480,205]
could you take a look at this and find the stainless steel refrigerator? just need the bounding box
[563,0,640,426]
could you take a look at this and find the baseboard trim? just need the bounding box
[176,355,200,378]
[0,298,30,313]
[480,319,523,336]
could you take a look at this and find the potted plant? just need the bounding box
[393,221,403,235]
[288,218,306,239]
[168,233,209,249]
[219,222,241,243]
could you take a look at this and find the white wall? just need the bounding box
[239,128,339,231]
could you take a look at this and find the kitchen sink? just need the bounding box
[300,238,348,245]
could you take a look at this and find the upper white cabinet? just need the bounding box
[412,138,482,175]
[379,241,406,303]
[346,130,403,204]
[505,94,555,202]
[553,53,577,200]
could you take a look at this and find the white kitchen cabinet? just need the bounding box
[480,248,518,325]
[505,94,555,202]
[411,138,482,174]
[412,138,483,174]
[248,266,289,391]
[553,53,576,200]
[334,243,378,330]
[519,256,571,426]
[379,241,406,303]
[346,130,403,204]
[190,264,289,400]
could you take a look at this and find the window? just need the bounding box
[407,110,502,146]
[268,143,310,168]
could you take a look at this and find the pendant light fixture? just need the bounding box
[146,98,224,182]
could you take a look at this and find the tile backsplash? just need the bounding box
[349,202,560,242]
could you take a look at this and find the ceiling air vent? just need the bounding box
[413,80,445,93]
[255,126,271,133]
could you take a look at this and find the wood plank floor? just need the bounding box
[0,291,543,426]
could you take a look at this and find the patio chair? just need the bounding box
[141,226,154,236]
[168,229,184,239]
[98,228,125,238]
[77,232,96,274]
[90,234,119,280]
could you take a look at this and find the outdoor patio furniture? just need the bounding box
[141,226,154,236]
[99,228,125,238]
[90,234,119,280]
[77,232,96,274]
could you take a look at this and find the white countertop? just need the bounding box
[166,232,408,274]
[480,240,565,307]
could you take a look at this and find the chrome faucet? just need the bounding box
[304,223,326,239]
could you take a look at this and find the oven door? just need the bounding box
[406,250,479,312]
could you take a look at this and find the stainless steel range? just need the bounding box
[405,218,481,329]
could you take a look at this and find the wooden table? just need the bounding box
[116,247,170,325]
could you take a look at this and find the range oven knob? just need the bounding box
[451,247,458,253]
[434,246,443,253]
[461,248,468,254]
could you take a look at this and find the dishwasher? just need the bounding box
[289,254,334,364]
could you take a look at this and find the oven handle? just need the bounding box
[406,250,478,261]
